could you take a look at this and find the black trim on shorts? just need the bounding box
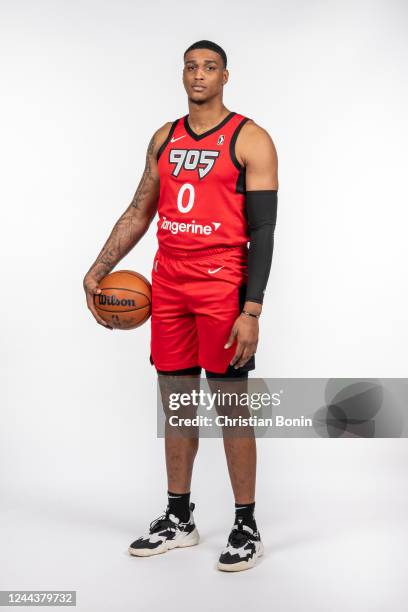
[205,366,248,380]
[156,119,179,161]
[154,365,249,379]
[149,352,201,375]
[157,365,202,376]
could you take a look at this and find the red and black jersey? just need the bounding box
[155,111,251,251]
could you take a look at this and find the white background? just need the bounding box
[1,1,407,610]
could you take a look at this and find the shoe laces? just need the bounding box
[149,507,178,534]
[229,518,253,547]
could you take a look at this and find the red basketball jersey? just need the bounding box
[156,111,251,251]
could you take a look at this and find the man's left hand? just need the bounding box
[224,314,259,369]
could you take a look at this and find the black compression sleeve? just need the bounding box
[245,190,278,304]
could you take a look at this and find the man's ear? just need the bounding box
[223,69,229,85]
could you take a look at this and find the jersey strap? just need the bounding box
[157,119,179,161]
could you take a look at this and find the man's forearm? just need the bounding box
[84,209,151,282]
[84,132,160,283]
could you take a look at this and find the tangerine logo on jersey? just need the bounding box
[169,149,220,179]
[160,216,221,236]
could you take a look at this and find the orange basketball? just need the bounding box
[94,270,151,330]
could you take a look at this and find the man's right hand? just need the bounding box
[83,275,113,329]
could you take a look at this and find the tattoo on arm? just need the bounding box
[130,133,156,209]
[85,133,159,282]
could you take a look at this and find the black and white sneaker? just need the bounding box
[128,502,199,557]
[217,517,263,572]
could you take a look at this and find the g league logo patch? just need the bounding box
[217,134,225,145]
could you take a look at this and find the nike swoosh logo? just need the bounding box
[208,266,224,274]
[170,135,186,143]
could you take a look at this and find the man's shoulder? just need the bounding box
[235,117,277,168]
[149,120,178,157]
[239,118,273,143]
[154,120,176,140]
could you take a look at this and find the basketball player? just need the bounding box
[83,40,278,571]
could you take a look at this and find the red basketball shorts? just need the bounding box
[149,244,255,374]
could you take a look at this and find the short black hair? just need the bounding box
[184,40,227,68]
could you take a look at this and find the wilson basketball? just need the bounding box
[94,270,152,330]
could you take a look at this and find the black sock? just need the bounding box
[167,491,191,522]
[235,501,257,530]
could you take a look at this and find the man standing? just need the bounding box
[83,40,278,571]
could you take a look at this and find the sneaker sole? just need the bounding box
[217,541,264,572]
[128,528,200,557]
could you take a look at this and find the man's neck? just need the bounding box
[187,101,231,134]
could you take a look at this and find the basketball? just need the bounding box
[94,270,152,330]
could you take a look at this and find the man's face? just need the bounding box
[183,49,228,103]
